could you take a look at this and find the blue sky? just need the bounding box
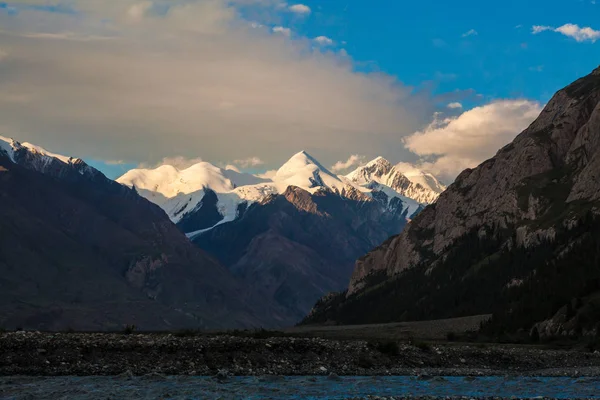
[0,0,598,180]
[273,0,599,103]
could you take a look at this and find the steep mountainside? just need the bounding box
[0,138,282,330]
[303,66,600,336]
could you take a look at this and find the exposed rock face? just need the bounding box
[0,147,282,331]
[348,66,600,294]
[303,66,600,330]
[193,185,411,324]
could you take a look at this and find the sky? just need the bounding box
[0,0,598,182]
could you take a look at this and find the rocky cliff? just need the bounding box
[303,66,600,334]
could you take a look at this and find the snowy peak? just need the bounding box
[346,158,445,204]
[118,162,268,199]
[346,156,393,185]
[0,136,18,162]
[274,150,344,192]
[116,151,436,234]
[395,164,447,195]
[0,135,94,178]
[119,162,235,199]
[117,160,274,228]
[1,135,82,164]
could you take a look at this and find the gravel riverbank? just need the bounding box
[2,331,600,377]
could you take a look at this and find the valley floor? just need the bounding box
[287,315,491,341]
[3,330,600,377]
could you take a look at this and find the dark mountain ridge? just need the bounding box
[193,185,414,323]
[0,142,283,331]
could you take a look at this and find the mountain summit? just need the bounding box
[118,151,427,235]
[346,157,445,204]
[273,151,346,193]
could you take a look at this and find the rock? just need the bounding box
[214,369,231,382]
[116,370,134,380]
[328,372,342,381]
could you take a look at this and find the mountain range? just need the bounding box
[303,65,600,338]
[6,65,598,336]
[118,151,444,322]
[117,151,444,236]
[0,135,444,329]
[0,136,287,330]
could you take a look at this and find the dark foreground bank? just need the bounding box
[2,331,600,377]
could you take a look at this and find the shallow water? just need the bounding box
[1,375,599,399]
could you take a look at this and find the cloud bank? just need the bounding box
[0,0,433,170]
[404,100,542,181]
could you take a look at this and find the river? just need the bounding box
[2,375,600,399]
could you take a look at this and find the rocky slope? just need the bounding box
[193,184,417,323]
[0,138,282,331]
[303,66,600,335]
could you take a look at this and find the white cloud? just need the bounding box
[461,29,478,38]
[0,0,433,169]
[224,164,241,172]
[314,36,334,46]
[404,100,543,181]
[555,23,600,42]
[532,23,600,42]
[330,154,365,172]
[288,4,311,14]
[447,102,463,109]
[232,156,265,168]
[257,169,278,179]
[272,26,291,36]
[532,25,552,34]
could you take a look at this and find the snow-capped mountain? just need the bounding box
[118,151,426,235]
[0,135,282,330]
[117,150,434,322]
[346,157,445,204]
[272,151,348,193]
[0,135,97,178]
